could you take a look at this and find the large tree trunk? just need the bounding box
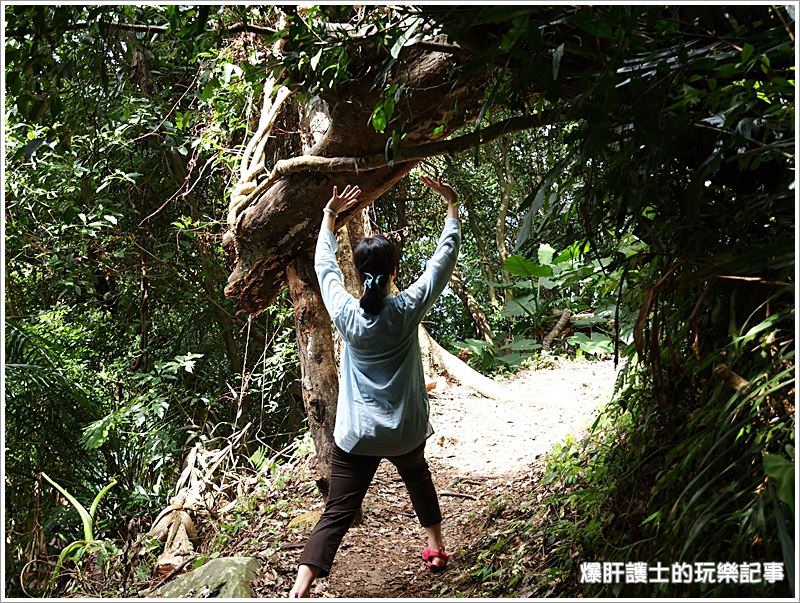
[286,253,338,496]
[332,222,361,372]
[224,48,488,315]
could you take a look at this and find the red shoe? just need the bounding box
[421,547,449,571]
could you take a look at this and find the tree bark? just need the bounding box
[332,223,361,373]
[224,48,490,316]
[346,207,369,251]
[286,253,338,496]
[449,266,494,346]
[336,226,362,298]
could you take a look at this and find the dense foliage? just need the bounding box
[3,4,795,598]
[4,6,308,595]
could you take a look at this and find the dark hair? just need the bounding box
[353,234,398,315]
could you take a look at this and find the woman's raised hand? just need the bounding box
[325,184,362,214]
[419,175,458,205]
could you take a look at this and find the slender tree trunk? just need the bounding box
[131,247,150,371]
[346,207,368,250]
[337,226,362,298]
[333,224,360,372]
[462,193,499,308]
[286,252,338,497]
[450,266,494,345]
[491,137,514,302]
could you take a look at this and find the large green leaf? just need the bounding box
[500,293,538,318]
[504,255,553,278]
[500,338,542,351]
[566,332,614,356]
[764,452,794,513]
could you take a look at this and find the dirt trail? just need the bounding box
[427,359,619,475]
[301,358,620,598]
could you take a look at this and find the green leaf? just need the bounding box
[501,293,538,318]
[42,472,93,542]
[383,84,398,125]
[764,453,794,512]
[566,332,614,356]
[505,255,553,277]
[572,312,612,327]
[88,478,117,522]
[740,43,754,63]
[454,338,493,356]
[82,413,117,450]
[541,471,557,485]
[640,510,662,526]
[497,351,526,366]
[500,338,542,351]
[733,313,782,346]
[552,43,565,81]
[370,104,387,133]
[390,18,422,59]
[768,479,795,594]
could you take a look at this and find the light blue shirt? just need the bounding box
[314,217,461,456]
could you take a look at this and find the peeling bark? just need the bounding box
[286,253,338,495]
[450,266,494,345]
[224,48,490,316]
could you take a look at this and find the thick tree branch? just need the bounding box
[228,111,559,231]
[276,111,558,174]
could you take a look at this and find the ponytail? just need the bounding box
[360,286,385,315]
[353,235,397,316]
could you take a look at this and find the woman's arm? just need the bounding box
[398,176,461,326]
[421,175,459,220]
[320,184,362,233]
[314,185,363,323]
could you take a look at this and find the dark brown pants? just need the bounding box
[297,440,442,578]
